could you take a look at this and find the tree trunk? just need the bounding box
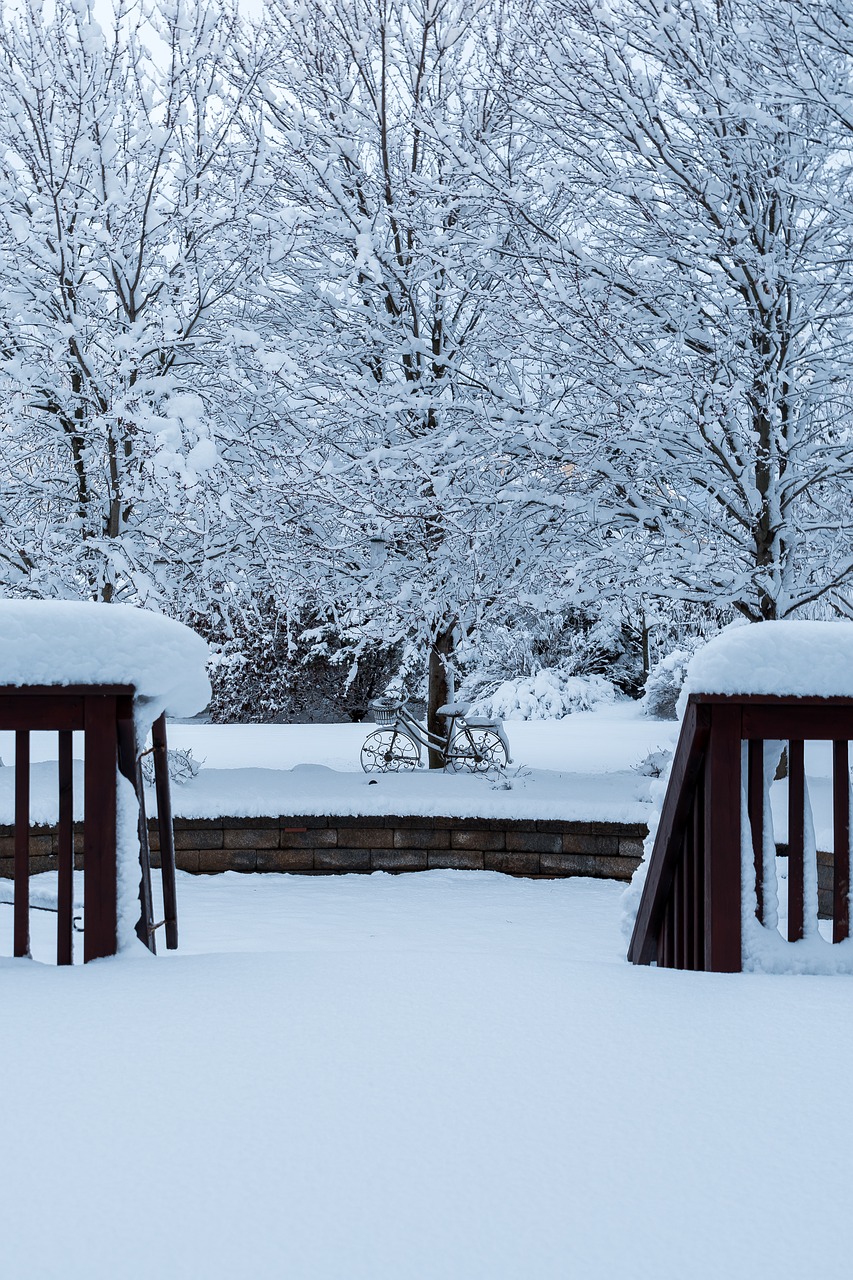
[427,623,455,769]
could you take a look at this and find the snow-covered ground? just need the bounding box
[0,702,841,838]
[0,704,680,824]
[3,868,853,1279]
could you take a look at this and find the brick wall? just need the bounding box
[0,815,647,881]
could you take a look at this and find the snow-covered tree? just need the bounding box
[254,0,552,754]
[0,0,265,606]
[503,0,853,623]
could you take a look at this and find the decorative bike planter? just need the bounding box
[361,696,510,772]
[0,602,209,964]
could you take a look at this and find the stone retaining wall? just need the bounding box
[0,815,647,881]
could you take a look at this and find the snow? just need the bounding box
[683,619,853,701]
[4,870,853,1278]
[0,601,210,719]
[0,705,680,824]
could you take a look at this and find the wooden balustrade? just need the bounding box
[628,694,853,973]
[1,686,177,964]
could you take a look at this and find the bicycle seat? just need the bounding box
[437,702,471,717]
[463,716,502,728]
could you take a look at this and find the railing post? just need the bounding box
[57,730,74,965]
[833,740,850,943]
[152,714,178,951]
[747,739,764,922]
[14,730,30,958]
[788,739,805,943]
[704,703,743,972]
[83,695,119,962]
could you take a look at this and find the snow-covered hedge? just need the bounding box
[641,637,706,720]
[470,668,620,720]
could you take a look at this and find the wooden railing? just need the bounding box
[1,686,177,964]
[628,694,853,973]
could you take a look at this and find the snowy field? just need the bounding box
[0,701,842,840]
[0,705,679,825]
[4,868,853,1279]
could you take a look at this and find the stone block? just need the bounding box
[337,827,394,850]
[220,816,279,830]
[279,816,330,829]
[29,836,53,858]
[315,848,371,871]
[505,831,561,854]
[0,857,12,878]
[223,827,279,850]
[451,829,504,851]
[174,850,199,872]
[280,827,337,849]
[540,852,637,880]
[563,833,618,856]
[256,849,314,872]
[321,815,382,830]
[0,836,15,858]
[485,852,541,875]
[199,849,257,872]
[371,850,428,871]
[28,855,57,874]
[392,815,457,829]
[172,817,224,830]
[428,851,484,870]
[393,828,450,850]
[174,828,223,851]
[618,838,645,860]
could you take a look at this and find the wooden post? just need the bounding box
[682,825,694,970]
[833,740,850,943]
[693,781,705,971]
[787,739,805,943]
[747,739,764,922]
[152,714,178,950]
[116,707,155,954]
[14,730,30,958]
[704,704,743,972]
[673,855,684,969]
[57,731,74,965]
[83,695,118,962]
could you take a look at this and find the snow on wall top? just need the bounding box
[0,601,210,717]
[683,621,853,700]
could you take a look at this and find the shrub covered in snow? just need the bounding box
[641,637,707,719]
[469,667,620,720]
[141,747,202,787]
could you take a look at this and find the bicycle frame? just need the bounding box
[379,704,494,766]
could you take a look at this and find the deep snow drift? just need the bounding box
[2,869,853,1280]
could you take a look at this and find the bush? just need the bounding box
[194,603,403,723]
[469,667,620,720]
[642,638,705,720]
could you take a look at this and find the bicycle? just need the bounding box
[360,695,511,773]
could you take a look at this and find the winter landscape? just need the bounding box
[4,0,853,1276]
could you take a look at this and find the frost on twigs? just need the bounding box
[141,747,202,787]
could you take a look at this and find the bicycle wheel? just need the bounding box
[360,728,420,772]
[447,728,508,772]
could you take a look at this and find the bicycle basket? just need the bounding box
[369,697,402,725]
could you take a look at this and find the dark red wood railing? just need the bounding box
[1,686,178,964]
[628,694,853,972]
